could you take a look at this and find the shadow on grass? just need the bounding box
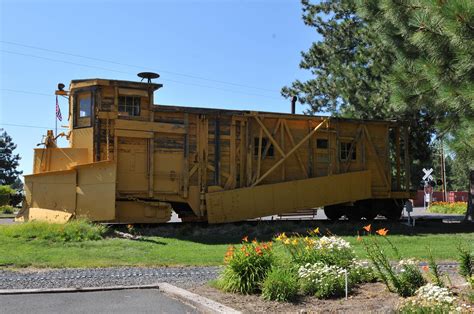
[113,219,474,245]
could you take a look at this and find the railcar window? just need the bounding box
[340,142,356,161]
[79,95,91,117]
[316,138,328,149]
[118,96,141,116]
[254,137,274,158]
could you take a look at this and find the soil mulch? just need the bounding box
[189,282,400,313]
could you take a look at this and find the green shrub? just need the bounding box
[458,245,473,283]
[216,238,273,294]
[397,264,426,297]
[361,225,425,297]
[348,260,377,284]
[261,267,299,302]
[0,219,107,242]
[298,262,348,299]
[0,185,15,206]
[0,205,15,214]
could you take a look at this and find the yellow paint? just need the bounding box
[33,148,88,173]
[21,78,412,224]
[206,170,372,223]
[15,208,73,223]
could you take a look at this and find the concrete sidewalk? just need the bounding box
[0,289,197,314]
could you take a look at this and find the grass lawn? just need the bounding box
[0,221,472,268]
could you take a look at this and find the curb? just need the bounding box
[158,282,241,314]
[0,282,241,313]
[0,283,160,295]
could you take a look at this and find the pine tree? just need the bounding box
[0,129,23,190]
[357,0,473,128]
[282,0,435,186]
[356,0,474,187]
[281,0,393,118]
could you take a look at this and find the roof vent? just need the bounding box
[137,72,160,83]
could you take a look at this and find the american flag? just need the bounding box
[56,95,62,121]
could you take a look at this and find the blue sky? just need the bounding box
[1,0,319,176]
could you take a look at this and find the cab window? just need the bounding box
[118,96,141,116]
[79,95,91,117]
[74,92,92,128]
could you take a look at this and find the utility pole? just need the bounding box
[465,170,473,222]
[440,139,447,202]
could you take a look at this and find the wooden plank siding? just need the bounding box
[66,79,410,220]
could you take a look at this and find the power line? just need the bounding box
[1,49,282,100]
[0,123,68,130]
[1,40,279,93]
[0,88,54,97]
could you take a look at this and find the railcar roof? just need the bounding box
[69,78,398,125]
[153,104,398,125]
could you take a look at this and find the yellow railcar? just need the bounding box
[17,77,413,223]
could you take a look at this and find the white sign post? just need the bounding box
[422,168,434,210]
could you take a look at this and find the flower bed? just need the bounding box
[428,201,467,214]
[214,225,474,311]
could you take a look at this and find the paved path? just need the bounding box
[0,218,14,225]
[0,289,197,314]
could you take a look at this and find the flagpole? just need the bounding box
[55,95,58,136]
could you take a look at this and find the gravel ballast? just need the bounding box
[0,267,220,290]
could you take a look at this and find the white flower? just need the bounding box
[314,236,351,251]
[415,284,456,304]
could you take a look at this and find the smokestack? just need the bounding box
[291,96,297,114]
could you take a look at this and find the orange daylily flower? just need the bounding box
[252,238,257,244]
[376,228,389,236]
[242,236,249,242]
[421,265,429,272]
[363,224,372,232]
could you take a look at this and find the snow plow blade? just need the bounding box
[16,161,116,223]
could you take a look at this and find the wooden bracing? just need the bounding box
[23,78,413,224]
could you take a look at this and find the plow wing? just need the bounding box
[206,170,372,223]
[17,161,117,223]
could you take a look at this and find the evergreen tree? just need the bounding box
[356,0,474,187]
[282,0,435,187]
[0,129,23,190]
[281,0,393,117]
[357,0,474,132]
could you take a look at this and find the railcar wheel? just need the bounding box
[362,208,378,220]
[324,205,344,220]
[380,199,403,220]
[345,206,363,220]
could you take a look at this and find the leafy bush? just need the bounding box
[396,261,427,297]
[348,259,377,284]
[261,267,299,302]
[0,220,107,242]
[0,205,15,214]
[276,230,355,268]
[428,201,467,215]
[216,238,273,294]
[426,248,444,287]
[0,185,15,206]
[361,225,425,297]
[458,245,473,279]
[298,262,347,299]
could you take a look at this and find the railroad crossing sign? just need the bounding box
[422,168,434,181]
